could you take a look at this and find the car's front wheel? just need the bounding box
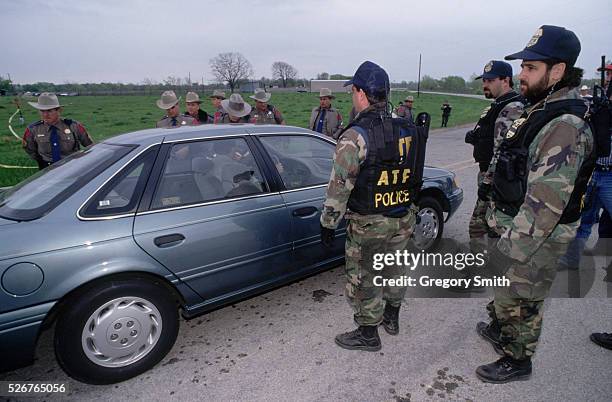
[412,196,444,251]
[54,278,179,384]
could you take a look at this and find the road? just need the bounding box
[1,125,611,402]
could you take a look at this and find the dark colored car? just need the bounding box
[0,124,462,384]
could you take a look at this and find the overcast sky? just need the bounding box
[1,0,610,84]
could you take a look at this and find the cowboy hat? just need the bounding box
[221,93,252,118]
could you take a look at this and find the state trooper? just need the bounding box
[156,91,195,128]
[320,61,428,351]
[184,91,213,124]
[210,90,226,123]
[476,25,595,383]
[22,92,93,169]
[309,88,343,139]
[218,93,252,123]
[396,95,415,123]
[465,60,525,254]
[249,89,285,124]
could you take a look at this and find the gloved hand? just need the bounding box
[464,130,476,144]
[320,224,335,248]
[487,245,518,276]
[478,182,492,201]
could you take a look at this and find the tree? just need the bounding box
[210,52,253,92]
[329,74,351,80]
[271,61,298,88]
[317,72,330,80]
[0,76,12,93]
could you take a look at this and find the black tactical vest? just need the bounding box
[472,91,524,171]
[345,110,428,217]
[492,97,595,224]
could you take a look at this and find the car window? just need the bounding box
[81,147,158,218]
[259,135,334,190]
[151,138,267,210]
[0,143,135,221]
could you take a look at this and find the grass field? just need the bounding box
[0,92,487,187]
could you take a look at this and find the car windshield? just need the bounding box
[0,143,135,221]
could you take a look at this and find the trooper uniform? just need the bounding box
[476,25,595,383]
[218,93,252,124]
[210,90,226,124]
[320,61,428,351]
[309,88,343,139]
[396,96,415,123]
[465,61,525,251]
[184,91,213,124]
[22,92,93,169]
[249,89,284,125]
[155,90,195,128]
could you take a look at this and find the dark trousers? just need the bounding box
[599,208,612,238]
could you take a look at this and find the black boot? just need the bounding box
[476,321,504,356]
[590,332,612,350]
[381,305,400,335]
[476,356,532,383]
[335,325,381,351]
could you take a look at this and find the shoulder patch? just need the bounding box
[28,120,44,128]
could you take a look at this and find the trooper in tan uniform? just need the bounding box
[396,95,415,123]
[309,88,343,139]
[184,92,213,124]
[218,93,252,123]
[210,89,226,123]
[156,91,195,128]
[22,92,93,169]
[248,89,285,124]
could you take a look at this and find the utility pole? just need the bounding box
[417,54,421,98]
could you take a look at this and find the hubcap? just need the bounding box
[81,296,162,368]
[412,207,439,250]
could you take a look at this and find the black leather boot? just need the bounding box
[334,325,381,351]
[381,304,400,335]
[590,332,612,350]
[476,321,504,356]
[476,356,532,383]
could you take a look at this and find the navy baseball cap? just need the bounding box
[343,61,390,96]
[505,25,581,66]
[475,60,513,80]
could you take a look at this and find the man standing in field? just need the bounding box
[218,93,252,123]
[22,92,93,169]
[249,89,285,125]
[184,92,212,124]
[156,91,195,128]
[396,95,415,123]
[309,88,343,139]
[210,90,226,123]
[441,101,452,127]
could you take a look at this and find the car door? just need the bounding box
[133,136,293,302]
[256,133,346,269]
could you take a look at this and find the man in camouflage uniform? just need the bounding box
[440,101,452,127]
[210,90,226,124]
[218,93,252,123]
[476,25,595,383]
[184,92,213,124]
[23,92,93,169]
[396,95,415,123]
[320,61,426,351]
[465,60,525,254]
[249,89,285,125]
[156,91,195,128]
[309,88,343,139]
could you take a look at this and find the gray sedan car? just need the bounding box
[0,124,462,384]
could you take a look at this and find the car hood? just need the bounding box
[0,217,18,227]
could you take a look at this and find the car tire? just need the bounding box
[412,196,444,251]
[54,278,179,384]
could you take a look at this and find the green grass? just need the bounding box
[0,92,487,187]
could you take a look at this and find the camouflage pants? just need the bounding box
[491,240,569,359]
[469,171,489,253]
[344,212,416,326]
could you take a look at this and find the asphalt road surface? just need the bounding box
[2,124,611,402]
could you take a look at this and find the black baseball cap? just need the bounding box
[344,61,390,97]
[475,60,513,80]
[505,25,581,66]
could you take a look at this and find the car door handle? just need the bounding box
[154,234,185,248]
[292,206,318,218]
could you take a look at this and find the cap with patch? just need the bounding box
[505,25,581,66]
[475,60,513,80]
[343,61,390,97]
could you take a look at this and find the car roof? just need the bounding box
[103,124,320,147]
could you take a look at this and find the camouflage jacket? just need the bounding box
[494,87,594,262]
[483,98,525,182]
[23,118,93,165]
[156,115,195,128]
[309,106,343,139]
